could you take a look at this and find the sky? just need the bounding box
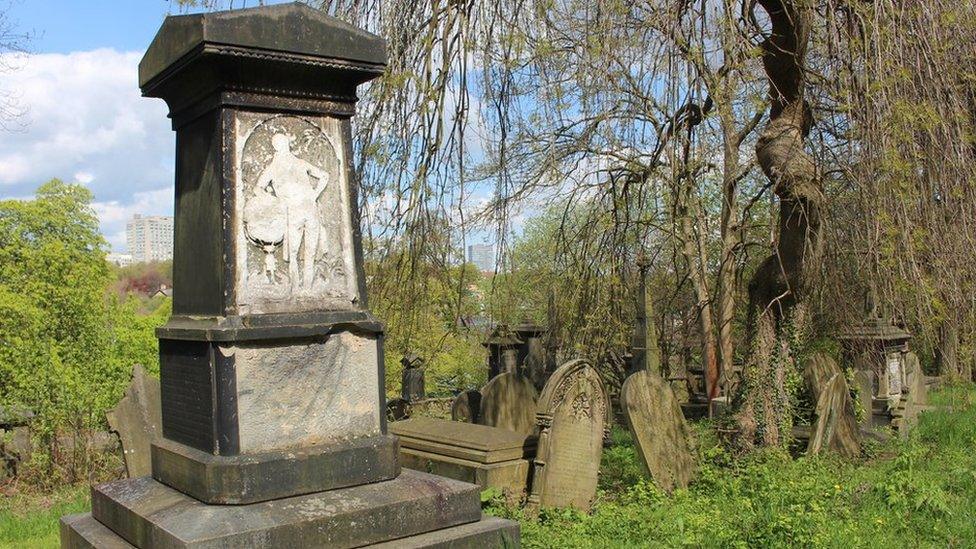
[0,0,292,251]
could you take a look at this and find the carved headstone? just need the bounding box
[401,354,426,402]
[526,360,609,512]
[804,353,861,458]
[451,390,482,424]
[106,365,162,478]
[479,372,538,435]
[620,369,696,493]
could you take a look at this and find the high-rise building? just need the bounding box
[126,214,174,263]
[466,243,494,273]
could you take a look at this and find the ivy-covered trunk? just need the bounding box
[736,0,823,448]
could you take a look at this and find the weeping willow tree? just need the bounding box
[177,0,976,445]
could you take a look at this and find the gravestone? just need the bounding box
[853,369,876,429]
[60,5,518,547]
[620,369,696,493]
[804,353,861,458]
[400,354,426,401]
[452,390,482,423]
[479,372,538,435]
[514,322,548,389]
[483,324,523,380]
[526,360,609,512]
[386,397,411,422]
[106,364,162,478]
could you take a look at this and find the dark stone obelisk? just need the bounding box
[60,4,518,547]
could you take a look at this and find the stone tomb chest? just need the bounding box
[390,417,537,503]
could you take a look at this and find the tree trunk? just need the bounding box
[736,0,822,448]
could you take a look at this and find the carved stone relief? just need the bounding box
[235,112,359,314]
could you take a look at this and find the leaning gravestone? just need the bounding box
[804,353,861,458]
[620,369,696,493]
[452,390,482,424]
[106,364,162,478]
[60,5,518,547]
[479,372,538,435]
[526,360,609,512]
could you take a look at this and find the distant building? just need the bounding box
[152,284,174,299]
[466,243,495,273]
[126,214,174,263]
[106,252,134,267]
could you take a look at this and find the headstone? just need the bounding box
[526,360,609,512]
[853,369,875,429]
[451,390,482,423]
[479,372,538,435]
[620,369,696,493]
[386,397,411,422]
[904,351,927,405]
[804,353,861,458]
[106,364,162,478]
[61,5,518,547]
[400,354,426,401]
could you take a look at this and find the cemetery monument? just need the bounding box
[60,4,518,547]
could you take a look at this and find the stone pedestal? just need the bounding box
[60,4,517,548]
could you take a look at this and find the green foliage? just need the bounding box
[484,383,976,548]
[0,181,171,484]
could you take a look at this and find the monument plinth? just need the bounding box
[61,4,518,547]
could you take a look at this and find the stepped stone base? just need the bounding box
[61,469,519,548]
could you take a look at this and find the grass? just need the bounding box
[2,384,974,548]
[485,383,976,548]
[0,484,88,548]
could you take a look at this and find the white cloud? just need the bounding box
[0,48,174,250]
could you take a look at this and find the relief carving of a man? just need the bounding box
[256,133,328,289]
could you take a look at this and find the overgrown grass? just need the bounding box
[0,485,88,548]
[2,385,973,548]
[486,383,976,548]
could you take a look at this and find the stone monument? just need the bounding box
[513,322,549,389]
[483,324,523,380]
[400,353,426,402]
[803,353,861,458]
[620,369,696,493]
[452,389,482,423]
[106,365,162,478]
[479,371,538,435]
[60,5,518,547]
[526,360,609,512]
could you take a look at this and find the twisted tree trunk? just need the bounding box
[737,0,823,448]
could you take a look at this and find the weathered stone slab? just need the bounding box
[804,353,861,458]
[60,513,136,549]
[92,469,481,548]
[369,516,520,549]
[399,448,532,505]
[451,390,482,423]
[228,332,381,454]
[620,369,696,493]
[106,365,162,479]
[61,512,519,549]
[390,418,536,463]
[479,372,538,435]
[151,434,399,505]
[527,360,609,512]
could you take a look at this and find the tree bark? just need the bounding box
[737,0,822,448]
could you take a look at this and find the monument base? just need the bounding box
[151,434,399,504]
[60,469,519,548]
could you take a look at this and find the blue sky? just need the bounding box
[0,0,293,251]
